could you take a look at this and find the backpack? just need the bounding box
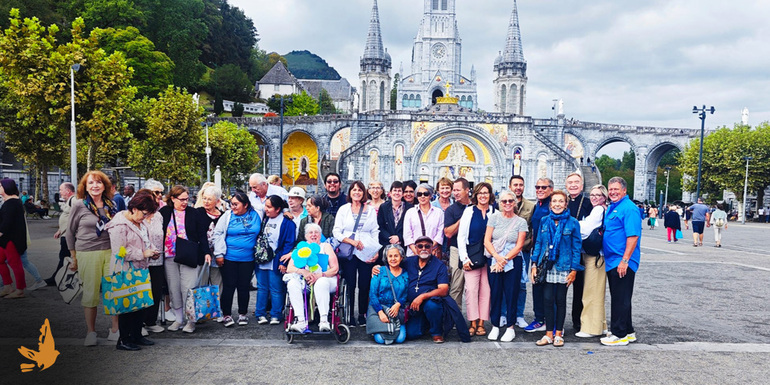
[715,217,725,228]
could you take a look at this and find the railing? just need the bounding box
[532,129,579,169]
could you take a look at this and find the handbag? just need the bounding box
[466,241,487,270]
[582,209,605,256]
[55,256,82,304]
[676,229,683,239]
[254,215,275,264]
[172,212,199,268]
[185,261,223,322]
[533,249,549,284]
[102,247,154,315]
[336,204,364,261]
[366,268,403,340]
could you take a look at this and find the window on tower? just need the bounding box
[442,0,448,10]
[432,0,439,10]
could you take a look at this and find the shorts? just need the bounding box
[77,249,113,308]
[691,221,705,234]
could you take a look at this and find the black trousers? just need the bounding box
[607,268,635,338]
[47,237,71,282]
[571,269,585,330]
[221,260,255,316]
[543,283,568,332]
[340,257,374,320]
[118,308,146,344]
[144,265,166,326]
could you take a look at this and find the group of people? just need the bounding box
[0,169,642,349]
[656,198,729,248]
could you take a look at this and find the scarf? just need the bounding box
[546,210,571,262]
[84,194,117,237]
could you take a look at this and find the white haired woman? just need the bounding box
[575,184,609,338]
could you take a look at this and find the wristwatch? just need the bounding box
[621,258,629,264]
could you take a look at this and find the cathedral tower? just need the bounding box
[493,0,527,115]
[359,0,391,112]
[399,0,477,110]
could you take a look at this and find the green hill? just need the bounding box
[284,50,341,80]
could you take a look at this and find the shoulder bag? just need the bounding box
[465,207,490,270]
[533,249,549,284]
[254,215,275,264]
[172,211,200,268]
[55,256,82,304]
[582,208,605,256]
[366,267,403,340]
[335,204,363,261]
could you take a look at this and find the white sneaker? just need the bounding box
[84,332,98,346]
[164,309,177,322]
[290,321,307,332]
[141,327,149,337]
[626,332,637,342]
[28,280,48,291]
[487,326,500,340]
[146,325,165,333]
[270,317,280,325]
[515,317,528,328]
[600,334,629,346]
[257,316,268,325]
[107,329,120,341]
[167,321,183,331]
[216,316,224,323]
[183,321,196,333]
[576,331,601,338]
[43,216,51,219]
[500,327,516,342]
[319,321,331,332]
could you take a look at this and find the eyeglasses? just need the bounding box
[175,196,189,201]
[152,191,163,196]
[589,194,604,198]
[500,199,515,204]
[535,185,550,190]
[476,191,490,196]
[415,192,431,197]
[326,180,340,184]
[415,243,432,250]
[368,186,382,190]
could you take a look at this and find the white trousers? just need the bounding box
[285,274,337,322]
[165,260,200,322]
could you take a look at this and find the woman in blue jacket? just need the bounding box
[255,195,296,325]
[367,244,408,344]
[530,190,583,347]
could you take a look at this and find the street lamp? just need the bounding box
[692,105,715,200]
[288,157,297,184]
[664,166,671,205]
[70,64,82,183]
[269,95,292,186]
[202,122,212,182]
[742,156,752,224]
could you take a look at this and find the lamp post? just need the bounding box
[70,64,82,183]
[289,157,297,184]
[692,105,715,200]
[742,156,752,224]
[203,122,211,182]
[269,95,292,186]
[663,166,671,205]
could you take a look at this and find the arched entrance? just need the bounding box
[250,132,268,175]
[594,138,637,198]
[283,131,318,186]
[646,143,683,205]
[431,89,444,105]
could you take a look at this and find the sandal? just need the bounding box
[535,335,553,346]
[475,326,487,336]
[468,325,476,335]
[553,335,564,347]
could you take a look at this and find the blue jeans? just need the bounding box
[255,268,285,319]
[406,298,444,339]
[489,257,522,328]
[21,251,42,282]
[517,251,530,319]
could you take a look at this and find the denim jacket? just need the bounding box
[531,214,584,272]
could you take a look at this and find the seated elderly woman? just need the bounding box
[284,223,340,332]
[366,244,408,344]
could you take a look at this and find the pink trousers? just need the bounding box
[464,266,490,321]
[0,241,26,290]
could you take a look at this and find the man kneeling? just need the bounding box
[374,236,470,343]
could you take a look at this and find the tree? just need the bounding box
[231,102,244,117]
[0,12,135,200]
[82,0,146,30]
[91,26,174,99]
[390,73,400,111]
[213,95,224,115]
[128,86,204,184]
[199,0,256,72]
[285,91,319,116]
[249,48,286,86]
[318,88,335,115]
[206,121,260,188]
[208,63,252,102]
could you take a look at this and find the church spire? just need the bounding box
[502,0,525,64]
[363,0,386,61]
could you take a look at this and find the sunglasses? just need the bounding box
[500,199,515,204]
[535,185,550,190]
[326,180,340,184]
[152,191,163,196]
[175,196,189,201]
[415,192,431,197]
[415,243,432,250]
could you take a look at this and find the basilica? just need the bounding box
[234,0,699,201]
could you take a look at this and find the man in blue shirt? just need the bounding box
[405,236,450,343]
[523,177,553,333]
[601,177,641,346]
[688,197,711,247]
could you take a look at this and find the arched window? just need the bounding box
[379,81,385,110]
[442,0,448,11]
[500,84,507,113]
[519,86,526,115]
[361,81,367,111]
[466,96,473,108]
[509,84,518,113]
[432,0,439,10]
[415,94,421,108]
[402,94,408,108]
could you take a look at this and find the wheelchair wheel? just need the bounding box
[336,278,348,324]
[286,332,294,344]
[334,324,350,344]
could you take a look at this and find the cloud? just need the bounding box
[232,0,770,129]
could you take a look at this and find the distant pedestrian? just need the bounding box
[600,177,641,347]
[688,198,710,247]
[664,205,681,243]
[709,204,728,247]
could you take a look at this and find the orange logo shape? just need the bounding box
[18,318,59,373]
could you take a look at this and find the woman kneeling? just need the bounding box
[367,245,408,344]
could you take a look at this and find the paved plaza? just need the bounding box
[1,218,769,384]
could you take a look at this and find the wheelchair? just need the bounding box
[283,275,350,344]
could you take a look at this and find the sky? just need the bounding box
[230,0,770,142]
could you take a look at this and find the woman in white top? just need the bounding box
[333,181,380,326]
[709,203,728,247]
[575,184,609,338]
[403,184,444,257]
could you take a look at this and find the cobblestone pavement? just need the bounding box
[1,218,768,384]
